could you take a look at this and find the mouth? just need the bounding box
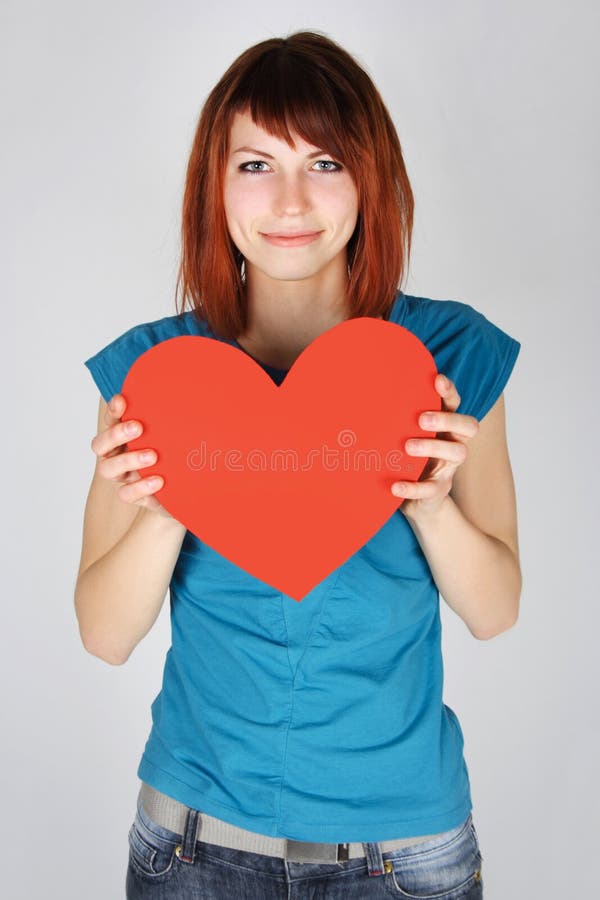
[261,231,323,247]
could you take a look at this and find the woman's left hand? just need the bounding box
[391,373,479,517]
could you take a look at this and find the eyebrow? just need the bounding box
[233,146,327,160]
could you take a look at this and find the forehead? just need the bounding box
[228,110,320,154]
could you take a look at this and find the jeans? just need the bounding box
[126,795,484,898]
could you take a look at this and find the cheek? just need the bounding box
[224,182,266,225]
[331,196,359,237]
[321,181,359,226]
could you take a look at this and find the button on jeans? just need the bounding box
[126,796,484,898]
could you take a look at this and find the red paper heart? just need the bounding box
[121,317,440,601]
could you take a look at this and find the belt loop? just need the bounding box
[178,807,200,864]
[362,841,385,877]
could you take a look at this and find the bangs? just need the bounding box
[228,51,361,167]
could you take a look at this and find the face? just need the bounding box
[223,110,359,284]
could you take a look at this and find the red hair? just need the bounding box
[175,30,414,339]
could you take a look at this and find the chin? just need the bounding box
[248,258,329,279]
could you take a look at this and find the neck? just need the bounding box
[237,255,351,368]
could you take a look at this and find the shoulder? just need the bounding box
[396,291,491,333]
[395,292,522,422]
[83,311,209,403]
[94,310,205,351]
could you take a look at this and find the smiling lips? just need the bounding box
[261,231,323,247]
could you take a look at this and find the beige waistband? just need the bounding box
[137,781,456,861]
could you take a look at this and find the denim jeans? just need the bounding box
[126,795,484,898]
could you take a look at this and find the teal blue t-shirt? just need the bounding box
[83,290,521,842]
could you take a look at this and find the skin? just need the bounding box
[91,394,171,517]
[222,109,360,370]
[89,112,521,638]
[393,373,479,516]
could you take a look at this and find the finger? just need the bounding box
[115,469,142,486]
[435,374,461,412]
[94,393,133,458]
[405,437,468,464]
[117,475,164,504]
[419,410,479,438]
[91,417,143,459]
[98,447,158,482]
[391,476,450,499]
[104,393,125,426]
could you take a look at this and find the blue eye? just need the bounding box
[238,159,343,175]
[314,160,343,172]
[239,161,269,174]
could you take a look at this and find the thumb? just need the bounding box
[105,393,126,426]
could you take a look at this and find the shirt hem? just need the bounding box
[83,358,114,404]
[137,755,472,843]
[474,335,521,422]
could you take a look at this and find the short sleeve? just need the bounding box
[415,299,521,422]
[83,315,192,404]
[84,325,146,404]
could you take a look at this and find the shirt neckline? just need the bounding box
[190,290,405,375]
[231,339,291,375]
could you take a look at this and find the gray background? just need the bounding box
[2,1,598,897]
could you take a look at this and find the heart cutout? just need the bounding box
[121,317,440,600]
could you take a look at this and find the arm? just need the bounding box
[396,387,521,640]
[74,395,187,665]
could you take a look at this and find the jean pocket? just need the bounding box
[385,815,483,898]
[127,809,179,881]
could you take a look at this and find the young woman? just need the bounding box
[76,30,521,899]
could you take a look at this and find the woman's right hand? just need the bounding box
[90,393,174,519]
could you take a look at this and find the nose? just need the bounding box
[274,174,311,216]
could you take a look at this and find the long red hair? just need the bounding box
[175,30,414,339]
